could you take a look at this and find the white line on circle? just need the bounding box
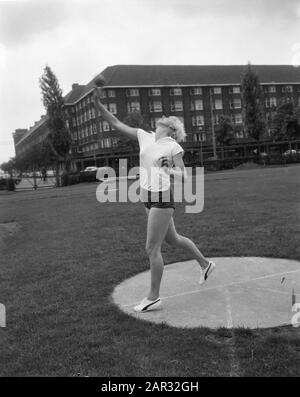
[122,268,300,308]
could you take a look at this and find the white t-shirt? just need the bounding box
[137,129,184,192]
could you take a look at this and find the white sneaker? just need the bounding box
[134,297,161,313]
[199,260,216,285]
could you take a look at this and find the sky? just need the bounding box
[0,0,299,164]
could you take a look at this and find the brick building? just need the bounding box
[13,65,300,170]
[13,116,48,158]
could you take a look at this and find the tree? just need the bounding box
[215,115,235,145]
[241,63,266,140]
[14,140,54,173]
[39,65,71,186]
[270,102,300,141]
[0,158,15,177]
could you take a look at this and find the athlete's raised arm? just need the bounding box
[93,88,138,140]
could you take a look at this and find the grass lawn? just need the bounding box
[0,164,299,377]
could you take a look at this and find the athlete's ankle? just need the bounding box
[199,259,210,270]
[147,294,159,301]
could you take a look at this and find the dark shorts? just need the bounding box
[142,188,175,210]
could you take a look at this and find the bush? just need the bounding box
[67,173,80,185]
[60,172,81,187]
[0,178,7,190]
[6,178,15,191]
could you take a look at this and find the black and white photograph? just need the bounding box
[0,0,299,385]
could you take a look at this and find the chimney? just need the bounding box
[72,83,79,90]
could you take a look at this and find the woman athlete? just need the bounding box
[94,88,216,313]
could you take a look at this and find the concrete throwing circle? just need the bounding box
[112,257,300,329]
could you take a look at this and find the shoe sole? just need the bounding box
[204,262,216,281]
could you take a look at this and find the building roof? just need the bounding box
[16,116,48,146]
[64,84,86,104]
[64,64,300,104]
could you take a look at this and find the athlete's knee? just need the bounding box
[145,242,161,258]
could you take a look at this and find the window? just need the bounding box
[109,103,117,114]
[235,129,244,138]
[87,96,90,104]
[282,85,293,93]
[190,99,203,111]
[229,86,240,94]
[99,90,106,99]
[92,123,97,133]
[214,99,223,110]
[233,114,243,124]
[264,85,276,93]
[91,107,96,118]
[148,88,161,96]
[212,87,222,94]
[192,115,204,126]
[214,114,220,125]
[108,90,115,97]
[230,98,242,109]
[126,88,139,97]
[193,132,206,142]
[72,118,76,127]
[127,101,140,113]
[112,138,119,147]
[170,101,183,112]
[102,121,110,131]
[101,138,112,148]
[190,87,203,95]
[169,88,182,96]
[149,101,162,112]
[265,97,277,108]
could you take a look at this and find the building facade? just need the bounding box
[13,65,300,170]
[13,116,48,158]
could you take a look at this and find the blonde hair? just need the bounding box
[156,116,186,143]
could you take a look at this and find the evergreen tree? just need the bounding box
[39,65,71,186]
[241,63,266,140]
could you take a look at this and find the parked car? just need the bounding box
[83,166,98,172]
[80,166,101,182]
[283,149,298,156]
